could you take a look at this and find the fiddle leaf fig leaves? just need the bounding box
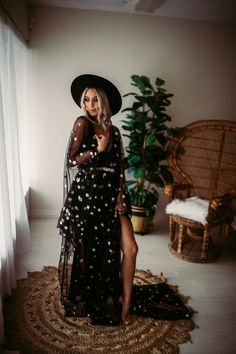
[122,74,178,213]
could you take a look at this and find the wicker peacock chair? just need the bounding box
[164,120,236,263]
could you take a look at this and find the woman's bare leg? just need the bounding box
[119,215,138,324]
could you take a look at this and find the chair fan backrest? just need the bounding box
[168,120,236,199]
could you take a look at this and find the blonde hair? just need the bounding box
[81,87,112,130]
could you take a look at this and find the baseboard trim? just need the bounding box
[29,210,60,219]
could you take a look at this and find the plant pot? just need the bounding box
[131,205,151,235]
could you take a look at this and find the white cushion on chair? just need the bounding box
[165,196,209,225]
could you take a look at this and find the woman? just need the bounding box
[58,74,138,325]
[58,74,192,326]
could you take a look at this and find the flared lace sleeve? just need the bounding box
[67,116,98,167]
[62,116,98,203]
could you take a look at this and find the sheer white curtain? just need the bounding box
[0,12,30,344]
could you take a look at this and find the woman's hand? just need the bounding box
[94,133,109,153]
[115,191,127,215]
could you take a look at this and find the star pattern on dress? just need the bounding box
[58,123,133,324]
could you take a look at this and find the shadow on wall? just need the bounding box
[29,187,60,219]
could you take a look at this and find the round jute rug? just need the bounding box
[3,266,195,354]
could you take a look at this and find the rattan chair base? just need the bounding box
[168,236,220,263]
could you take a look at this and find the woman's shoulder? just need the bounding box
[72,115,89,129]
[112,125,121,135]
[74,115,88,125]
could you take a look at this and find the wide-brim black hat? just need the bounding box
[71,74,122,116]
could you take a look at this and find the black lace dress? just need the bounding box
[57,116,192,325]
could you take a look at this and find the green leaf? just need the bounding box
[155,134,168,146]
[121,107,134,113]
[143,89,153,95]
[166,127,182,137]
[122,125,133,131]
[132,101,143,110]
[159,165,173,182]
[126,180,136,185]
[131,75,146,92]
[134,167,145,179]
[146,135,156,145]
[155,77,165,87]
[123,92,136,97]
[140,75,153,90]
[128,155,141,164]
[147,174,164,187]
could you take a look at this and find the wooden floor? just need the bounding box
[4,215,236,354]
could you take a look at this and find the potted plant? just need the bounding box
[122,74,178,234]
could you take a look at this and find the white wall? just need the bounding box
[28,5,236,217]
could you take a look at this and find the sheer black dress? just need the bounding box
[57,116,192,326]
